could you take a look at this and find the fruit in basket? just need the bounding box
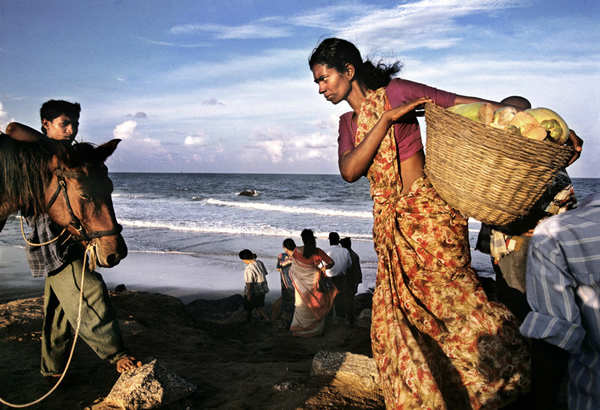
[506,111,548,141]
[490,106,517,129]
[447,102,570,144]
[447,103,494,125]
[525,108,570,145]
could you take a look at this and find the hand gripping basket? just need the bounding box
[423,103,573,225]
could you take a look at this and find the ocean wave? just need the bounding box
[205,199,372,219]
[114,194,165,200]
[121,248,197,256]
[119,219,373,241]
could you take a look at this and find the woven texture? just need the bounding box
[424,103,573,225]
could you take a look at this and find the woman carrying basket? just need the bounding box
[309,38,532,409]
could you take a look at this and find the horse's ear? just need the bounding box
[96,139,121,162]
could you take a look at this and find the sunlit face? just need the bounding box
[43,114,79,142]
[311,63,352,105]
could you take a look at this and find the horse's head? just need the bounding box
[46,139,127,267]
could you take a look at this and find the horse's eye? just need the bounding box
[79,193,93,201]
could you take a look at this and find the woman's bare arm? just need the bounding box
[567,129,583,166]
[453,95,508,111]
[339,97,432,182]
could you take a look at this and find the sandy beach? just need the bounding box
[1,244,288,305]
[1,241,571,409]
[0,225,516,410]
[0,244,384,410]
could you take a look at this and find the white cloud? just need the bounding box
[333,0,525,52]
[289,4,373,30]
[315,114,339,131]
[170,21,291,39]
[295,132,334,150]
[141,38,211,48]
[3,0,597,177]
[300,148,331,161]
[141,137,162,147]
[0,102,14,130]
[184,135,207,146]
[257,140,284,163]
[113,120,137,140]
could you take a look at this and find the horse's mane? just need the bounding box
[0,135,55,216]
[0,136,101,216]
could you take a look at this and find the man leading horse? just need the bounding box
[3,100,140,385]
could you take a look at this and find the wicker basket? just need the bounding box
[423,103,573,226]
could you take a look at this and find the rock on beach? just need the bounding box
[105,358,196,410]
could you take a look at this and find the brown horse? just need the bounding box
[0,135,127,267]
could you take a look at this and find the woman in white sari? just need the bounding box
[289,229,338,337]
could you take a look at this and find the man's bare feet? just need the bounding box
[116,356,142,373]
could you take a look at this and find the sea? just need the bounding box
[1,174,598,294]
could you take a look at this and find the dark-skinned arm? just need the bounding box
[5,122,45,142]
[338,97,432,182]
[567,129,583,166]
[4,122,56,154]
[454,95,508,111]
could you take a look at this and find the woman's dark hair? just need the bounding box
[239,249,256,260]
[309,38,402,90]
[283,238,296,251]
[300,229,317,258]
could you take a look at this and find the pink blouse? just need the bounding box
[337,78,456,161]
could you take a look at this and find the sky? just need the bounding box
[1,0,598,177]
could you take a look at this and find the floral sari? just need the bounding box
[357,88,530,409]
[289,249,338,337]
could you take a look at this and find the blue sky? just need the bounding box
[1,0,598,177]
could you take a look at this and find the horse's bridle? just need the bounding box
[46,168,123,242]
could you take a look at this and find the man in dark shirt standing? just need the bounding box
[341,237,362,327]
[324,232,352,322]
